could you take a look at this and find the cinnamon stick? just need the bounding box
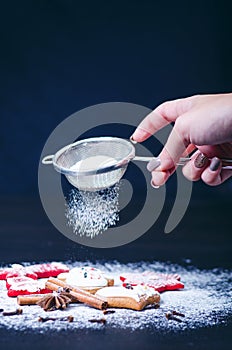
[17,294,52,306]
[46,278,108,310]
[17,293,79,306]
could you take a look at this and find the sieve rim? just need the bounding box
[52,136,135,176]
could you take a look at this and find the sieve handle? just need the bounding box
[133,156,194,164]
[133,156,155,162]
[42,155,54,164]
[133,156,232,169]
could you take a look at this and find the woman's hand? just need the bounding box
[131,93,232,186]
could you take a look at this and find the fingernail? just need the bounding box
[151,171,168,186]
[130,136,137,144]
[194,153,208,168]
[151,180,160,189]
[210,157,221,171]
[147,158,161,172]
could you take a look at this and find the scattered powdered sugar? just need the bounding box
[0,261,231,334]
[65,184,120,238]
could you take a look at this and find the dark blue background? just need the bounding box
[0,0,231,264]
[0,0,232,196]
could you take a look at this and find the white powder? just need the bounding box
[0,261,231,333]
[69,156,117,172]
[96,285,158,302]
[65,184,120,238]
[66,267,108,287]
[65,156,120,238]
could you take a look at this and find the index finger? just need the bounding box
[131,96,196,142]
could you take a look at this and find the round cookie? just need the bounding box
[57,267,114,294]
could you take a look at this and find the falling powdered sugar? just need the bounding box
[65,183,120,238]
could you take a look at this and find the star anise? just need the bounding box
[36,292,72,311]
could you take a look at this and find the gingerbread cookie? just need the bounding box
[95,285,160,311]
[57,267,114,294]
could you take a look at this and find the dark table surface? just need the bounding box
[0,192,231,350]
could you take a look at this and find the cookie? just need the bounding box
[0,262,69,280]
[57,267,114,294]
[120,272,184,292]
[26,262,69,278]
[7,277,50,297]
[95,285,160,311]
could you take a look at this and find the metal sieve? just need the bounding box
[42,137,137,191]
[42,136,232,191]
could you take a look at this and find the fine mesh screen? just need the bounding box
[54,138,134,191]
[56,139,132,169]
